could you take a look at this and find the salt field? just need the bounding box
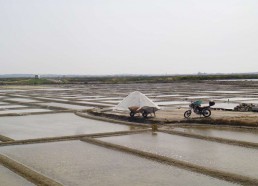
[1,0,258,184]
[0,141,237,186]
[100,132,258,178]
[0,113,136,140]
[170,127,258,143]
[0,82,258,185]
[37,102,93,110]
[0,108,52,115]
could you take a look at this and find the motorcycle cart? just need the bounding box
[129,106,158,118]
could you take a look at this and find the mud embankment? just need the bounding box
[86,109,258,128]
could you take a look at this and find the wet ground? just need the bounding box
[0,81,258,185]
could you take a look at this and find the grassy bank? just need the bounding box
[0,78,63,85]
[65,74,258,84]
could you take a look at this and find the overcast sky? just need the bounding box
[0,0,257,75]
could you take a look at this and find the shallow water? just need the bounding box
[100,132,258,178]
[215,97,258,101]
[0,165,35,186]
[212,102,239,109]
[156,101,190,106]
[156,94,183,98]
[203,91,245,94]
[0,101,8,104]
[76,97,122,101]
[91,97,123,100]
[0,108,52,115]
[239,100,258,104]
[4,98,39,103]
[0,105,28,109]
[185,96,213,99]
[0,113,136,140]
[76,101,115,107]
[0,141,237,186]
[0,90,26,92]
[171,127,258,143]
[100,100,122,104]
[38,102,93,110]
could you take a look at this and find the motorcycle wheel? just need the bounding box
[142,112,148,118]
[184,110,191,118]
[202,109,211,117]
[130,111,135,117]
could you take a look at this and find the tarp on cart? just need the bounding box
[115,91,160,110]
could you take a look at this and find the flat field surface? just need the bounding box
[100,132,258,178]
[0,141,237,186]
[0,81,258,185]
[0,113,135,140]
[170,127,258,143]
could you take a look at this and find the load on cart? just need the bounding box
[115,91,160,118]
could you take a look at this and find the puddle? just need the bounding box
[38,102,93,110]
[0,165,35,186]
[0,113,136,140]
[0,108,52,115]
[171,127,258,143]
[0,141,237,186]
[100,132,258,178]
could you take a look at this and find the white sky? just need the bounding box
[0,0,257,75]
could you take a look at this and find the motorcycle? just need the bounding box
[184,100,215,118]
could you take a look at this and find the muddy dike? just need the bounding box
[0,135,14,142]
[182,117,258,128]
[86,109,162,125]
[86,109,258,128]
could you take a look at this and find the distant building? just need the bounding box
[35,75,40,79]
